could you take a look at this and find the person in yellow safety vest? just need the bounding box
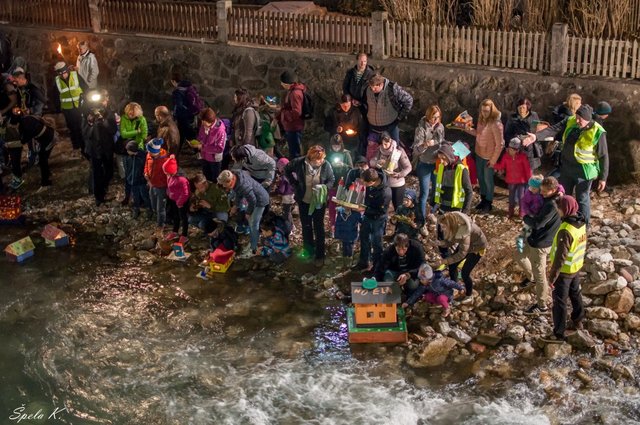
[431,143,472,215]
[544,195,586,343]
[524,103,608,226]
[53,61,85,153]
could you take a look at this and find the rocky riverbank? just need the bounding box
[10,125,640,391]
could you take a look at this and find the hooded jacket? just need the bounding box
[167,171,190,208]
[405,270,465,306]
[438,212,487,265]
[492,150,532,185]
[278,82,306,132]
[371,139,411,188]
[144,149,169,188]
[234,144,276,184]
[433,149,473,215]
[413,118,445,164]
[82,107,117,159]
[198,118,226,162]
[284,156,335,204]
[123,150,148,186]
[523,191,562,248]
[119,115,149,150]
[363,169,392,219]
[548,214,586,283]
[231,169,270,214]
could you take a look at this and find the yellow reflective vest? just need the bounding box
[434,162,466,209]
[562,115,605,180]
[55,71,82,109]
[550,220,587,274]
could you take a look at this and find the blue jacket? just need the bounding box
[232,169,269,214]
[405,271,464,306]
[123,150,147,186]
[334,209,362,243]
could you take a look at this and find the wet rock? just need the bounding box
[612,364,636,382]
[435,321,451,336]
[505,325,526,342]
[588,319,620,339]
[583,278,627,295]
[636,297,640,313]
[624,314,640,331]
[406,336,457,368]
[469,342,486,354]
[575,369,593,386]
[448,328,472,344]
[476,333,502,347]
[567,330,597,350]
[619,268,635,283]
[135,250,156,264]
[586,306,619,320]
[515,342,536,358]
[544,342,572,359]
[138,238,156,251]
[605,287,635,314]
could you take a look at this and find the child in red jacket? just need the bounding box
[144,138,169,229]
[492,138,532,218]
[163,155,191,244]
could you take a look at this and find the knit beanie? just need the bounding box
[354,155,368,165]
[126,140,139,153]
[557,195,579,217]
[162,155,178,175]
[575,104,593,121]
[508,137,522,149]
[528,176,543,189]
[437,143,456,163]
[146,138,163,154]
[418,263,433,281]
[280,70,296,84]
[595,101,612,115]
[276,157,289,171]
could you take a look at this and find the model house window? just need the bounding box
[379,311,386,318]
[367,311,374,318]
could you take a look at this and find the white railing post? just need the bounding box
[217,0,232,43]
[550,23,568,76]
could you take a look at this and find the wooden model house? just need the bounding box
[41,224,70,247]
[5,236,35,263]
[347,279,407,343]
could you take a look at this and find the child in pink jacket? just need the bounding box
[196,108,227,183]
[163,155,191,244]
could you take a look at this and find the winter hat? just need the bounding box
[575,104,593,121]
[53,62,68,74]
[162,155,178,175]
[528,175,543,189]
[404,189,417,203]
[437,143,456,163]
[354,155,368,165]
[556,195,579,217]
[276,157,289,171]
[595,101,612,115]
[146,138,163,154]
[508,137,522,149]
[280,70,296,85]
[418,263,433,281]
[125,140,139,153]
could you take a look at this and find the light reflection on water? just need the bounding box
[0,230,639,424]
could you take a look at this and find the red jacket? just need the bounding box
[278,83,306,132]
[493,151,531,185]
[144,149,169,188]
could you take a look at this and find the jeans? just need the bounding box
[131,183,151,210]
[448,252,482,296]
[298,202,326,259]
[416,162,436,220]
[90,155,114,204]
[508,183,527,213]
[358,215,385,268]
[341,241,355,257]
[188,209,229,233]
[516,243,552,307]
[475,156,495,202]
[248,205,266,251]
[558,174,593,224]
[149,186,167,227]
[552,273,585,337]
[285,130,303,159]
[202,160,222,183]
[370,122,400,145]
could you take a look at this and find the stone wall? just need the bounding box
[3,25,640,184]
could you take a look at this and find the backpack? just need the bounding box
[185,85,204,116]
[294,87,314,120]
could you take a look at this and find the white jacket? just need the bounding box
[76,51,99,89]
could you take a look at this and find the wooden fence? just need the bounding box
[566,37,640,79]
[0,0,91,30]
[384,21,550,72]
[228,6,372,54]
[99,0,217,40]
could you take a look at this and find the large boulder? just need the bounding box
[505,325,526,342]
[583,278,627,295]
[585,306,619,320]
[605,287,635,314]
[588,319,620,339]
[544,342,572,359]
[567,330,597,350]
[406,337,457,368]
[624,314,640,331]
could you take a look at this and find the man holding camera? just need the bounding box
[53,61,84,153]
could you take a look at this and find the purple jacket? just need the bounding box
[167,173,190,208]
[277,174,295,196]
[520,189,543,217]
[198,119,226,162]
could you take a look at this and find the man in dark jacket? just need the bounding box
[217,169,269,256]
[517,176,562,315]
[171,72,199,152]
[526,104,608,225]
[342,53,375,105]
[364,73,413,144]
[376,233,425,295]
[12,69,45,117]
[353,167,391,273]
[17,114,56,190]
[82,89,117,206]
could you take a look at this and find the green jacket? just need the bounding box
[195,184,230,213]
[119,115,148,150]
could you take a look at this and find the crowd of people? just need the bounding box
[0,47,612,342]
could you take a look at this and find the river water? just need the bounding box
[1,228,639,424]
